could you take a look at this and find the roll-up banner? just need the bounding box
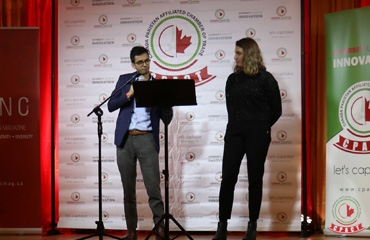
[325,7,370,236]
[58,0,302,231]
[0,28,41,233]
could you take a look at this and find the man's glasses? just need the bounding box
[135,59,151,67]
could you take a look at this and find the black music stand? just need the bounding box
[133,79,197,240]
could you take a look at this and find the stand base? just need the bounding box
[299,230,311,238]
[299,221,312,238]
[46,222,61,235]
[145,213,193,240]
[46,229,61,236]
[77,221,121,240]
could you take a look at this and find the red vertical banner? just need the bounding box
[0,28,41,230]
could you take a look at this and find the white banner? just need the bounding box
[58,0,301,231]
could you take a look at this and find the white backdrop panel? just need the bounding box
[58,0,301,231]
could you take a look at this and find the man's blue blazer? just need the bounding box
[108,72,173,153]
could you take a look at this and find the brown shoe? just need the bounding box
[122,229,137,240]
[156,225,165,240]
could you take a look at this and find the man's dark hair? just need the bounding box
[130,46,149,63]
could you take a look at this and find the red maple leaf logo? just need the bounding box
[346,204,355,217]
[176,27,191,54]
[365,98,370,121]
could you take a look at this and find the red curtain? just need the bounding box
[304,0,313,220]
[360,0,370,6]
[24,0,58,233]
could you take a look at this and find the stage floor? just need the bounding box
[0,231,369,240]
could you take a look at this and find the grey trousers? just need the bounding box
[116,133,164,230]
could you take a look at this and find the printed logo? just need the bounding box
[71,75,80,85]
[272,48,292,62]
[276,171,287,182]
[328,196,365,234]
[277,130,287,141]
[216,90,225,101]
[99,94,108,103]
[145,10,215,86]
[185,112,195,121]
[160,132,165,143]
[276,6,287,16]
[102,172,108,182]
[277,47,288,58]
[67,0,83,10]
[215,172,222,182]
[334,81,370,154]
[185,152,196,162]
[272,6,292,20]
[71,153,80,162]
[246,28,256,38]
[102,133,108,142]
[272,130,292,145]
[215,9,225,19]
[215,50,225,60]
[277,212,288,222]
[94,15,112,28]
[71,36,80,45]
[99,54,108,64]
[103,211,109,220]
[122,0,140,7]
[127,33,137,43]
[71,0,80,7]
[71,192,80,201]
[99,15,108,25]
[215,131,225,141]
[71,114,80,123]
[280,89,287,100]
[186,192,196,202]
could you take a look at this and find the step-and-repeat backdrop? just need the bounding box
[58,0,301,232]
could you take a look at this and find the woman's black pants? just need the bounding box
[218,121,271,222]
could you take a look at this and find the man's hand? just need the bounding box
[126,85,134,98]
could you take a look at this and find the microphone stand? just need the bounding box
[79,73,138,240]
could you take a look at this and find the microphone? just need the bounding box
[132,72,141,80]
[137,75,145,81]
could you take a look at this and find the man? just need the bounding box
[108,46,172,240]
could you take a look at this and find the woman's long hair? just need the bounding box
[234,37,266,76]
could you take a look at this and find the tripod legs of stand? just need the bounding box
[145,109,193,240]
[79,107,121,240]
[77,221,121,240]
[145,214,193,240]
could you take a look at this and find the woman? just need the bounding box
[213,37,282,240]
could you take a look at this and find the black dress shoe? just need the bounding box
[212,221,228,240]
[122,229,137,240]
[242,221,257,240]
